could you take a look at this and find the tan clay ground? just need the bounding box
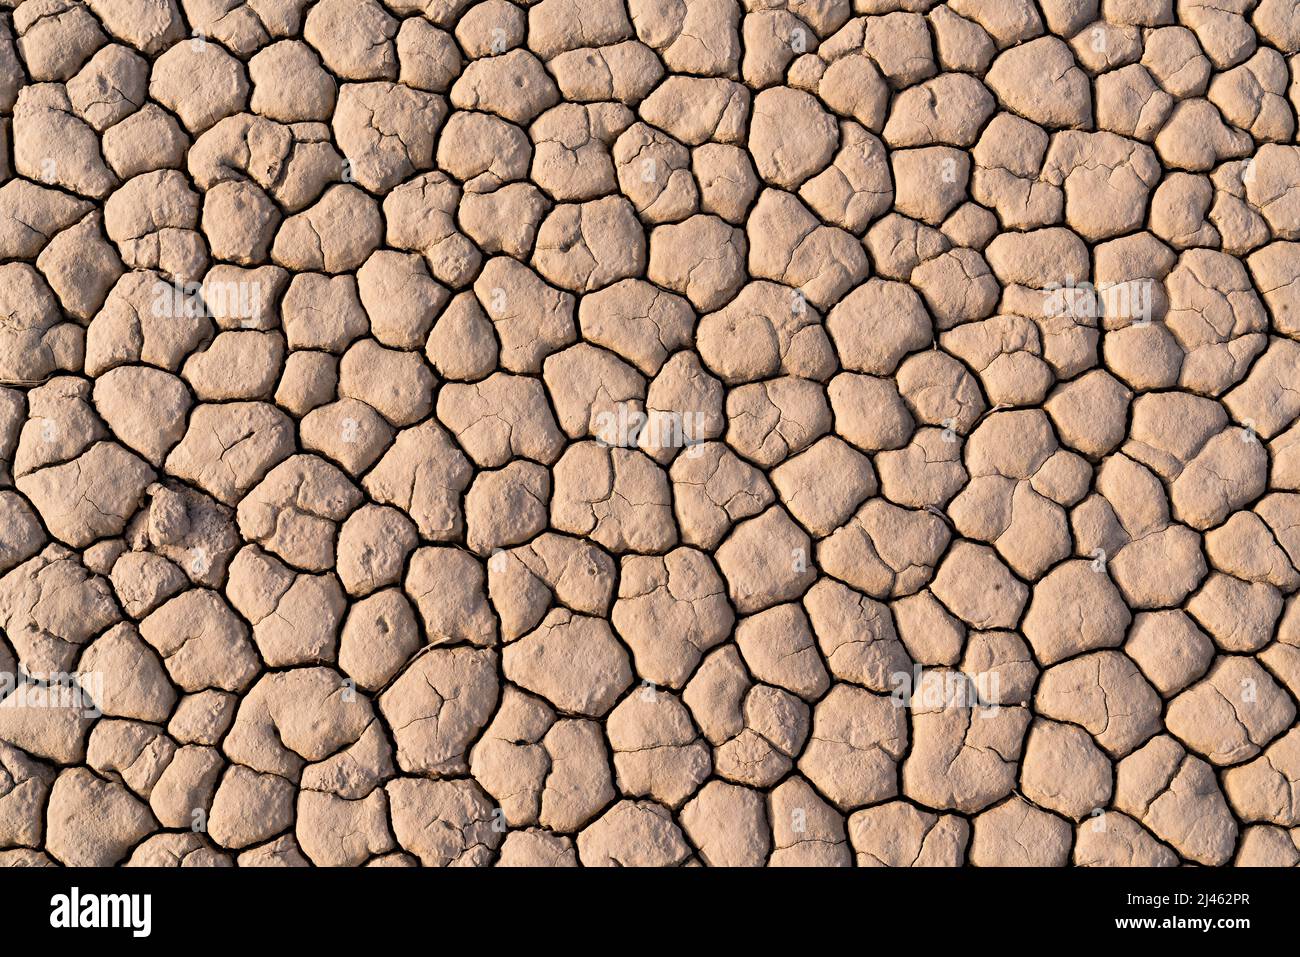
[0,0,1298,868]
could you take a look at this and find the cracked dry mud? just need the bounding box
[0,0,1298,870]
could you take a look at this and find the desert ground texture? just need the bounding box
[0,0,1298,868]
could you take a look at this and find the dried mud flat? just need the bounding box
[0,0,1298,869]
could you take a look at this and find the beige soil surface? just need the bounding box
[0,0,1299,868]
